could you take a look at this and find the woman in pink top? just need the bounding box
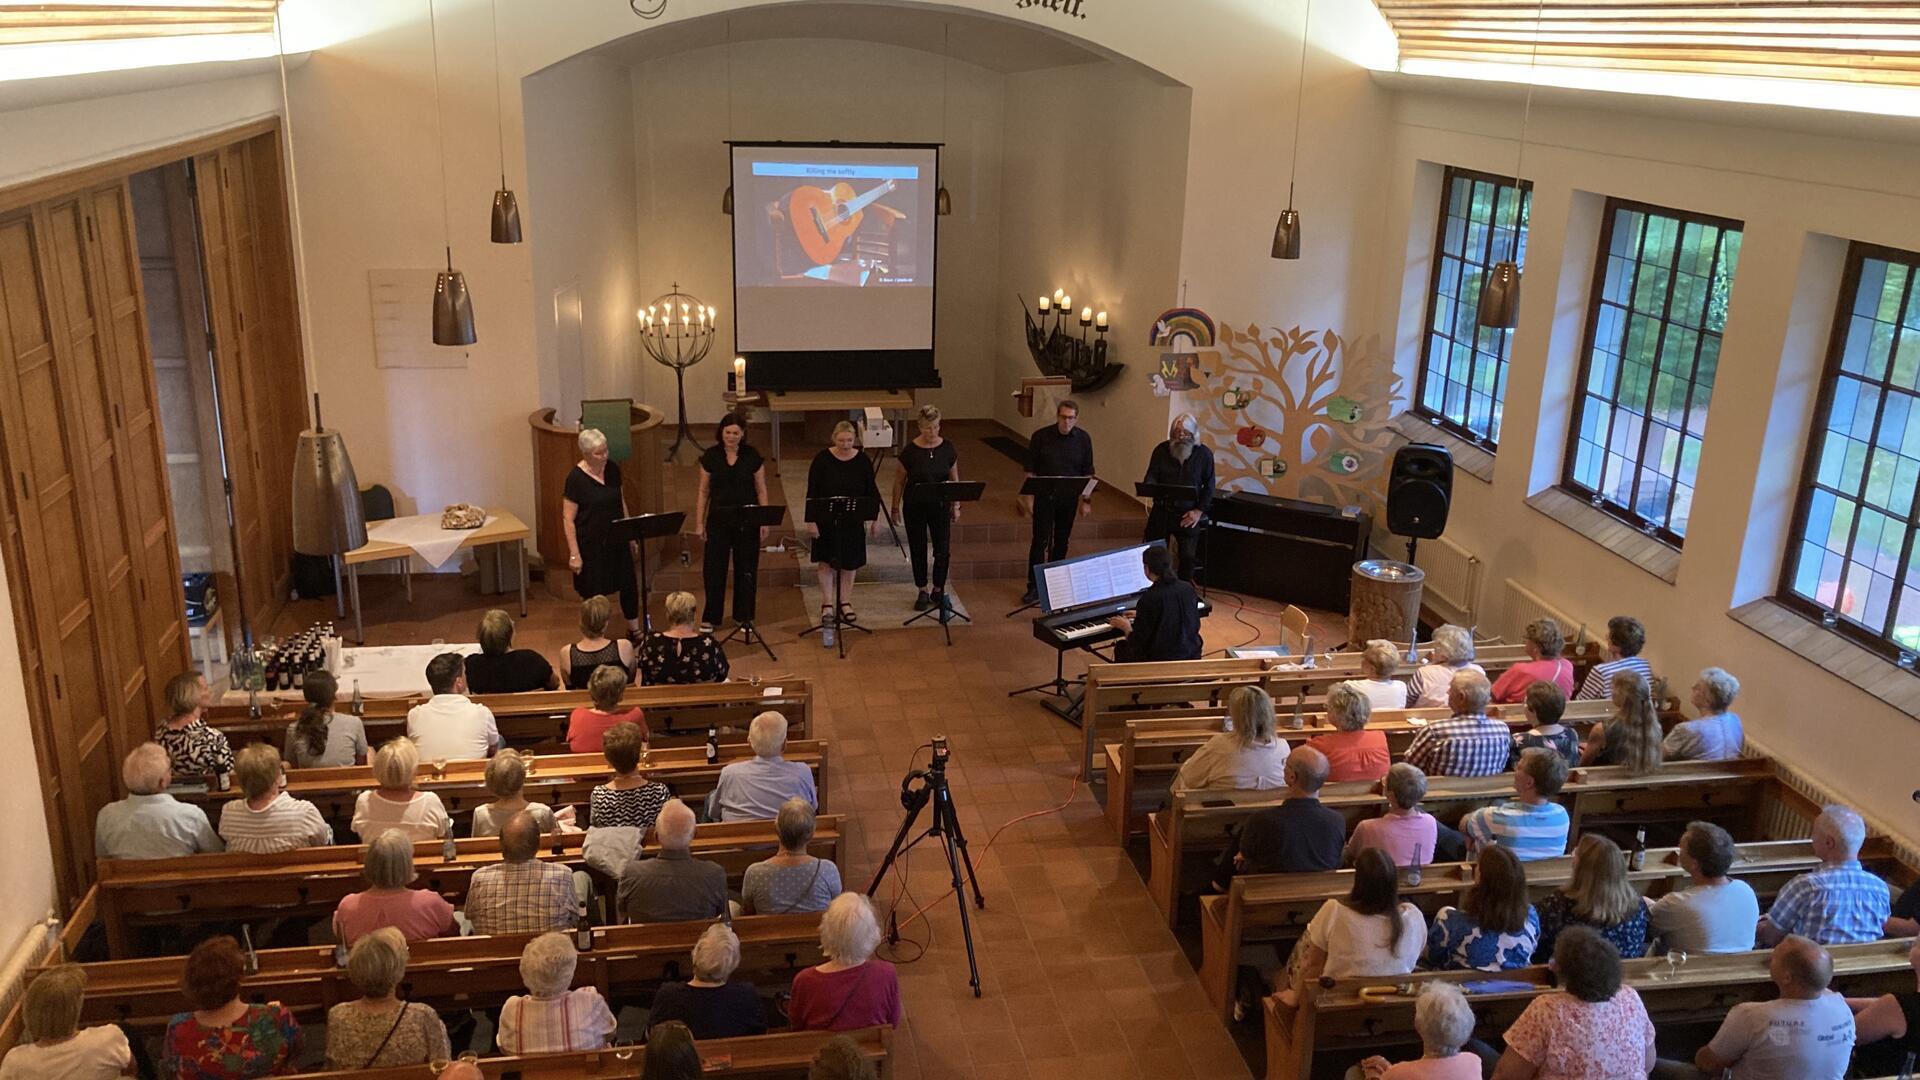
[1354,982,1482,1079]
[1491,618,1577,704]
[1345,763,1439,867]
[1492,926,1655,1080]
[565,665,646,754]
[1303,684,1390,783]
[787,894,902,1032]
[334,830,456,944]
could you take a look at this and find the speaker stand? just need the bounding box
[1406,537,1419,564]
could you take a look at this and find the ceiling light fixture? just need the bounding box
[427,0,475,345]
[936,23,953,216]
[1272,0,1313,260]
[487,0,521,243]
[721,18,735,215]
[1477,0,1543,329]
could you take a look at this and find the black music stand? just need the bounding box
[900,480,986,647]
[797,495,881,660]
[610,511,685,633]
[1005,474,1094,618]
[710,503,786,662]
[1135,480,1208,590]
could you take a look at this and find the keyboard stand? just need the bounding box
[1008,649,1081,712]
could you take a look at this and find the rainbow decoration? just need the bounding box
[1151,307,1216,350]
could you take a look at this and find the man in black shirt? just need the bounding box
[1022,399,1095,604]
[1108,544,1202,663]
[1140,413,1215,582]
[1211,746,1344,891]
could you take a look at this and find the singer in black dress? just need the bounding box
[891,404,961,612]
[562,428,638,632]
[805,421,880,630]
[693,413,769,630]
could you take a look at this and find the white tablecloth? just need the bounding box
[218,642,480,705]
[366,513,495,569]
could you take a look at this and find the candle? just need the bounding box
[734,356,746,393]
[1038,296,1051,314]
[708,306,717,320]
[1053,288,1064,303]
[1080,306,1093,325]
[1060,294,1071,312]
[1096,311,1108,329]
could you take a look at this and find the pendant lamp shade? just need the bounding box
[291,427,367,557]
[1478,260,1521,329]
[433,248,476,346]
[490,187,522,244]
[721,184,734,215]
[935,186,952,216]
[1271,207,1301,260]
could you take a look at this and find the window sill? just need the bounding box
[1388,412,1495,483]
[1729,598,1920,716]
[1523,487,1681,584]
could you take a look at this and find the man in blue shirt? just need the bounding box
[1759,804,1891,946]
[1460,747,1570,862]
[94,743,223,859]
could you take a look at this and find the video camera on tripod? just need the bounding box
[868,733,987,997]
[898,735,952,811]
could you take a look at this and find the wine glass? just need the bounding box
[1664,949,1688,981]
[432,758,448,778]
[428,1058,453,1074]
[613,1043,638,1063]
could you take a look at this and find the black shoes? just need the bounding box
[913,590,934,612]
[1020,586,1038,605]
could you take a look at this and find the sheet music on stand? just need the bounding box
[1037,541,1157,615]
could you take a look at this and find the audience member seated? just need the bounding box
[1847,935,1920,1077]
[405,653,501,762]
[640,591,731,685]
[1491,618,1577,704]
[217,743,333,854]
[464,609,559,694]
[1345,640,1412,711]
[1662,667,1744,762]
[1581,670,1663,776]
[1532,835,1650,962]
[1508,681,1578,769]
[1574,615,1652,701]
[565,664,646,754]
[324,928,451,1069]
[1275,849,1426,1008]
[468,811,579,936]
[787,893,903,1032]
[441,1063,483,1080]
[618,798,725,923]
[334,829,458,944]
[284,670,367,768]
[1171,684,1290,793]
[1346,763,1439,868]
[1461,748,1571,863]
[646,923,769,1039]
[1493,926,1655,1080]
[351,738,452,842]
[643,1021,702,1080]
[1647,821,1758,955]
[155,671,233,785]
[1403,671,1508,778]
[1305,683,1390,784]
[1408,625,1486,708]
[1211,746,1343,891]
[497,932,616,1054]
[94,742,222,859]
[590,722,672,831]
[1657,935,1854,1080]
[162,936,302,1079]
[1759,804,1890,947]
[1425,846,1539,971]
[740,798,844,915]
[1350,982,1481,1080]
[0,964,132,1080]
[808,1036,879,1080]
[563,595,635,690]
[471,750,560,837]
[711,711,817,822]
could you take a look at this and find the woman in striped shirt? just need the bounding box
[496,933,616,1054]
[216,744,332,854]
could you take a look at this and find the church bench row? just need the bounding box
[1146,757,1779,924]
[276,1026,892,1080]
[1102,699,1617,840]
[95,817,844,959]
[1262,937,1918,1080]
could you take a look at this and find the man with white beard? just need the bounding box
[1140,413,1215,582]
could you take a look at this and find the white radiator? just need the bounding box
[1491,579,1599,648]
[1414,535,1482,630]
[0,918,58,1044]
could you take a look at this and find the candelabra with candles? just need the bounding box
[1020,288,1120,394]
[639,284,716,461]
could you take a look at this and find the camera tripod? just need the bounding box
[866,737,986,997]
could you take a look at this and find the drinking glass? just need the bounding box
[428,1059,452,1075]
[1664,949,1688,981]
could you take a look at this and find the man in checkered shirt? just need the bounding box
[1402,669,1510,778]
[466,811,579,936]
[1758,804,1892,946]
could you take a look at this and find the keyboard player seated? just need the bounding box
[1106,545,1203,662]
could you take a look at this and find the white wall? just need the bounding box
[0,71,279,191]
[0,516,56,956]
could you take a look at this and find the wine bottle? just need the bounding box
[575,902,594,952]
[1629,827,1647,872]
[350,679,364,717]
[442,833,458,864]
[705,727,719,764]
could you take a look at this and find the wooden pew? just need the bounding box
[1146,757,1777,924]
[276,1027,892,1079]
[1263,937,1918,1080]
[1103,699,1616,840]
[95,817,844,958]
[204,678,815,752]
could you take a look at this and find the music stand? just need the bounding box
[709,503,787,662]
[1006,475,1095,617]
[1135,480,1208,590]
[797,495,881,660]
[900,481,986,647]
[609,512,685,634]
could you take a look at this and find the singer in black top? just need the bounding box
[805,421,881,627]
[892,404,961,611]
[1022,399,1095,604]
[1108,545,1202,662]
[693,414,769,630]
[562,428,639,630]
[1141,413,1215,582]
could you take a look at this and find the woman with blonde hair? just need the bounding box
[1171,684,1290,793]
[1408,625,1486,708]
[470,750,560,836]
[804,421,881,645]
[1305,683,1390,783]
[1345,640,1411,711]
[350,738,451,842]
[1491,617,1576,703]
[561,594,634,690]
[693,411,771,633]
[216,743,333,854]
[0,965,131,1079]
[333,829,457,944]
[1582,670,1663,775]
[155,670,232,785]
[639,590,729,685]
[891,404,962,614]
[324,928,450,1068]
[786,893,902,1031]
[1531,834,1649,962]
[565,665,647,754]
[562,426,640,638]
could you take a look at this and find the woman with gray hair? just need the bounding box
[1346,640,1412,711]
[333,829,457,944]
[1171,685,1290,793]
[0,964,131,1078]
[471,750,561,837]
[1305,683,1390,783]
[787,893,902,1031]
[497,932,617,1053]
[646,923,769,1038]
[740,798,844,914]
[1350,982,1480,1079]
[1346,762,1438,868]
[324,928,450,1069]
[1408,625,1486,708]
[1662,667,1744,762]
[562,426,640,636]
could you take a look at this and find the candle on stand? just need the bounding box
[1038,295,1051,314]
[1053,288,1064,305]
[1060,295,1071,314]
[734,356,747,394]
[1096,311,1109,330]
[1080,306,1093,326]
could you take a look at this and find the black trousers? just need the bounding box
[701,527,759,624]
[1144,507,1204,581]
[904,503,953,591]
[1027,496,1077,571]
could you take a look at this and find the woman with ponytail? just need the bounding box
[284,670,368,769]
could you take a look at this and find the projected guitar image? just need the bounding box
[788,178,899,267]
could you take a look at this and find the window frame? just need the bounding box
[1413,165,1533,450]
[1776,240,1920,667]
[1560,196,1745,548]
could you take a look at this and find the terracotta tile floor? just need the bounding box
[272,567,1338,1079]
